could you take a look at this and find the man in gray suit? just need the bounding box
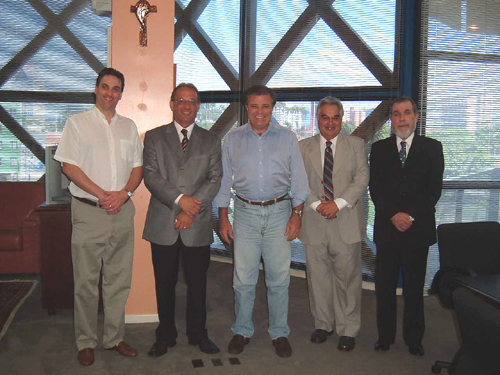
[299,97,369,351]
[143,83,222,357]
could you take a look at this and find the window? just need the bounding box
[174,0,403,278]
[10,157,17,166]
[420,0,500,285]
[0,141,2,150]
[0,157,2,166]
[0,1,111,182]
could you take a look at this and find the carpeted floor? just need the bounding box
[0,262,460,374]
[0,280,37,340]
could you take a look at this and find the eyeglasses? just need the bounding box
[175,98,197,105]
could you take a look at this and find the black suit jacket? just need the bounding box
[369,134,444,247]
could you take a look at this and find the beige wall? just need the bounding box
[111,0,175,318]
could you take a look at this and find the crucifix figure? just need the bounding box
[130,0,157,47]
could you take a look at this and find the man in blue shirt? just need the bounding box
[214,85,309,358]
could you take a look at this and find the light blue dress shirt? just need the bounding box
[214,122,309,208]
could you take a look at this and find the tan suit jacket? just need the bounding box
[299,133,369,245]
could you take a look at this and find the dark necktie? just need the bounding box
[181,129,188,151]
[324,141,334,201]
[399,141,407,167]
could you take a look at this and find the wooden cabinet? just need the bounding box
[37,203,74,312]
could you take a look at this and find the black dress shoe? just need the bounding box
[310,329,334,344]
[148,339,176,357]
[228,334,250,354]
[408,345,425,356]
[190,338,220,354]
[273,337,292,358]
[338,336,355,351]
[374,340,391,351]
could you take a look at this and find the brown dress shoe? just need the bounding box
[272,337,292,358]
[112,341,138,357]
[228,334,250,354]
[78,348,94,366]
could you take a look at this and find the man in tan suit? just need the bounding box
[299,97,369,351]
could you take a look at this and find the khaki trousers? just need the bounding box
[305,218,362,338]
[71,198,135,350]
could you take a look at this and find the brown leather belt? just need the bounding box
[236,194,288,207]
[73,196,102,208]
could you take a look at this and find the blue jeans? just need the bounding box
[231,198,292,339]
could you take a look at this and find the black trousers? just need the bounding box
[151,236,211,344]
[374,242,429,348]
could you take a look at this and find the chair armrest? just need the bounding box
[430,267,476,309]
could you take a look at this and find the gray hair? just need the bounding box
[317,96,344,118]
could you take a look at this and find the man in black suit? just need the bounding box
[369,96,444,356]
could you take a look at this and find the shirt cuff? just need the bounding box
[335,198,349,211]
[310,198,349,212]
[310,200,321,211]
[174,193,184,205]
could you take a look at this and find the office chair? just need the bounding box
[452,287,500,375]
[430,221,500,374]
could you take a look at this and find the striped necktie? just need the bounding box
[399,141,407,167]
[324,141,334,201]
[181,129,189,151]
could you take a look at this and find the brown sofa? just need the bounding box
[0,182,45,274]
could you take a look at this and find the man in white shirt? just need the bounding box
[55,68,143,366]
[299,97,369,352]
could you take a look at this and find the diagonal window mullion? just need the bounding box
[0,0,89,87]
[174,0,211,50]
[350,100,391,141]
[208,102,238,138]
[252,0,342,86]
[182,19,239,90]
[251,5,320,86]
[316,0,393,86]
[0,105,45,163]
[28,0,104,73]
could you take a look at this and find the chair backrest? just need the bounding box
[453,287,500,374]
[437,222,500,276]
[0,182,45,230]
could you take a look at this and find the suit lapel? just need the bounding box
[307,135,323,178]
[184,125,203,159]
[332,134,347,176]
[164,122,183,158]
[404,134,421,168]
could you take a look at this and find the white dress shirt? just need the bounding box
[174,121,195,205]
[309,134,349,212]
[54,106,143,201]
[396,131,415,154]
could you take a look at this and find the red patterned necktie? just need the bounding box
[324,141,334,201]
[181,129,189,151]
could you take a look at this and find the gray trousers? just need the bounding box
[304,219,362,338]
[71,198,135,350]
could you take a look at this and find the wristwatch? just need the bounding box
[293,208,303,217]
[124,188,134,198]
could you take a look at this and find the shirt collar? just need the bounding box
[174,121,195,137]
[396,131,415,148]
[320,133,339,148]
[91,105,118,124]
[244,121,277,136]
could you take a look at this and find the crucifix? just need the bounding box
[130,0,157,47]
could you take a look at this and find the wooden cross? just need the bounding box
[130,0,157,47]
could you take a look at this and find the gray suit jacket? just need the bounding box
[143,122,222,247]
[299,133,369,245]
